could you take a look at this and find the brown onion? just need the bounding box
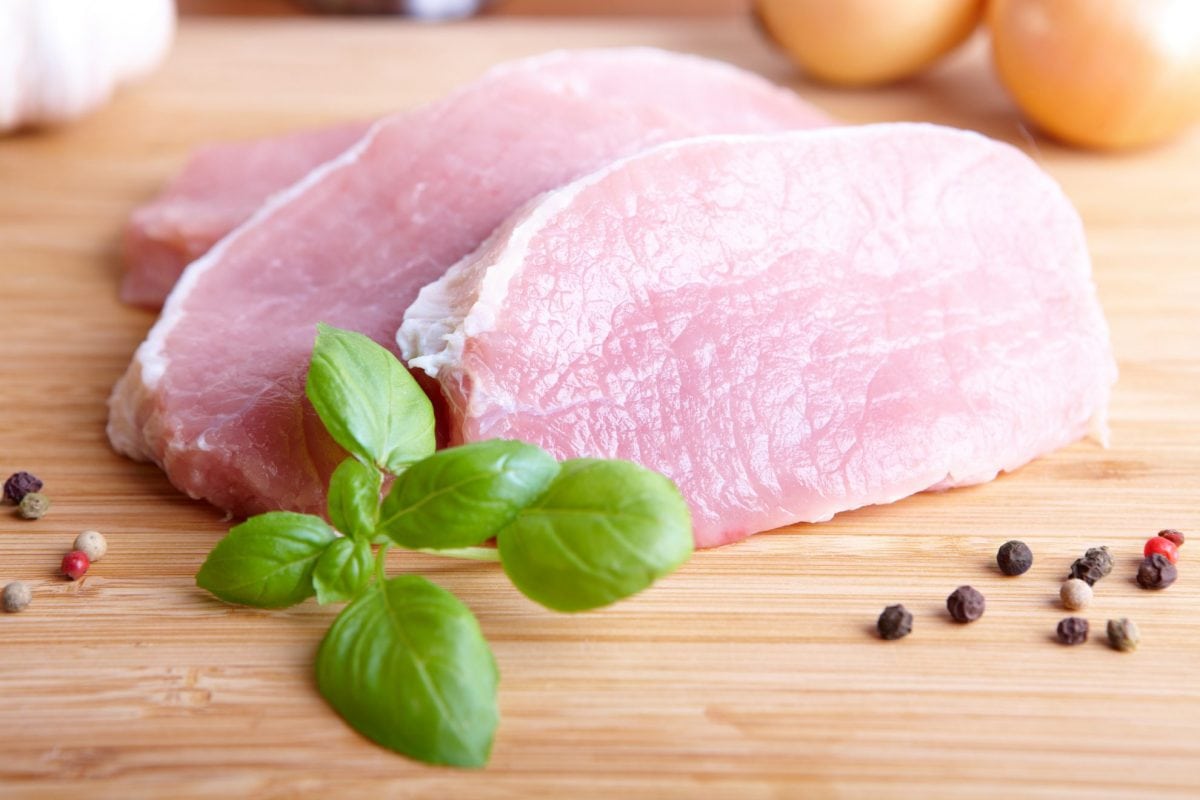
[989,0,1200,149]
[754,0,984,87]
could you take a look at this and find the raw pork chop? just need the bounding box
[108,48,831,518]
[399,124,1117,548]
[121,121,371,307]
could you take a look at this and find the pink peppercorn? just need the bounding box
[61,550,89,581]
[1158,529,1185,549]
[1144,536,1179,565]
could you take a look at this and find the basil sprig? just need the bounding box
[195,325,693,768]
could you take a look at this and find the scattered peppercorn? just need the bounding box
[61,550,89,581]
[1106,618,1140,653]
[1158,529,1185,549]
[1069,546,1113,586]
[1144,536,1179,564]
[1060,578,1093,611]
[996,540,1033,576]
[3,471,43,504]
[16,492,50,520]
[877,604,913,640]
[1086,546,1113,576]
[2,581,31,613]
[1136,553,1177,590]
[1056,616,1089,645]
[946,585,985,623]
[73,530,107,562]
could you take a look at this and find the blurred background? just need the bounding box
[178,1,747,14]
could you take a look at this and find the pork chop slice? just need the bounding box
[107,48,832,518]
[399,124,1117,548]
[121,121,372,308]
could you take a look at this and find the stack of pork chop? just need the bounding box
[109,48,1116,548]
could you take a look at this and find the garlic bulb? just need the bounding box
[0,0,175,133]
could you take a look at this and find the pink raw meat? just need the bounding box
[399,124,1117,548]
[121,121,372,308]
[107,48,831,518]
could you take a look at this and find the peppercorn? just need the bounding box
[1057,616,1089,645]
[61,550,89,581]
[1069,546,1113,586]
[946,585,985,623]
[877,604,913,640]
[996,540,1033,576]
[1144,536,1179,564]
[1060,578,1092,611]
[1158,529,1185,549]
[16,492,50,520]
[73,530,107,563]
[1136,553,1177,590]
[1068,557,1104,586]
[2,581,31,613]
[1086,546,1114,576]
[3,471,43,504]
[1106,618,1140,652]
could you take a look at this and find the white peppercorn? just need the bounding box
[2,581,31,612]
[73,530,108,562]
[1060,578,1093,611]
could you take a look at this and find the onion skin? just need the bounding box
[989,0,1200,150]
[754,0,984,87]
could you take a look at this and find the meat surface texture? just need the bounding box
[400,124,1117,549]
[121,121,372,308]
[107,48,832,519]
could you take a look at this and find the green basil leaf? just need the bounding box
[305,323,435,474]
[327,458,382,541]
[196,512,337,608]
[378,440,560,550]
[497,459,693,612]
[312,537,373,604]
[316,575,499,767]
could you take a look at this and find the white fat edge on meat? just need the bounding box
[400,123,1116,440]
[400,125,950,372]
[133,121,385,388]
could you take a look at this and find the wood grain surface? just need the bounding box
[1,16,1198,800]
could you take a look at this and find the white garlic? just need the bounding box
[0,0,175,133]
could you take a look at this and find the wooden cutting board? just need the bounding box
[1,16,1198,800]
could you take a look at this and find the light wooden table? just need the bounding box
[1,16,1198,800]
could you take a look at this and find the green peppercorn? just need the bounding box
[877,604,913,640]
[997,540,1033,576]
[16,492,50,520]
[1106,618,1140,652]
[1056,617,1089,645]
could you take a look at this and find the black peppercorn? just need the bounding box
[996,540,1033,576]
[1084,546,1114,577]
[946,585,985,623]
[877,604,913,640]
[1136,553,1177,590]
[1069,546,1113,586]
[3,471,42,505]
[1056,617,1089,645]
